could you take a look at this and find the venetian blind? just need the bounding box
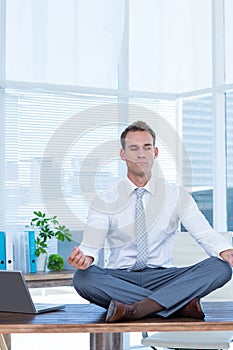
[1,88,119,232]
[1,88,179,234]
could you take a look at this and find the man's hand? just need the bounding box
[220,249,233,267]
[68,246,94,270]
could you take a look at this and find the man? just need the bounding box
[68,121,233,322]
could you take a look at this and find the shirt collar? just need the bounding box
[123,176,157,196]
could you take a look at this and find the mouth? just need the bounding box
[136,162,148,166]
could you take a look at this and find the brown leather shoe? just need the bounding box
[106,300,138,322]
[175,297,205,319]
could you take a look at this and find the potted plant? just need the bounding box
[47,253,65,271]
[30,211,72,271]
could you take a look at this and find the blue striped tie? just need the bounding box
[131,188,148,271]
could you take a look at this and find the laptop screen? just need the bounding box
[0,270,36,313]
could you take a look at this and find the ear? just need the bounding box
[120,148,126,161]
[154,147,159,159]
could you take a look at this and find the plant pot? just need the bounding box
[36,254,47,272]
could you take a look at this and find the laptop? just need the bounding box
[0,270,65,314]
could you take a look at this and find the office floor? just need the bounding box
[11,286,152,350]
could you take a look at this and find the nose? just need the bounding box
[137,148,146,158]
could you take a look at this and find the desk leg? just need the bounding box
[0,334,9,350]
[90,333,123,350]
[3,335,10,350]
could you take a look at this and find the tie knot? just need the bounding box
[136,188,146,199]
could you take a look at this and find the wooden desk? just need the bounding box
[1,302,233,350]
[24,270,74,288]
[1,270,74,350]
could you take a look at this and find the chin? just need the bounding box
[133,168,150,178]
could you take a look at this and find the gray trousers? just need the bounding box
[73,257,232,318]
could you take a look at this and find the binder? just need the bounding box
[20,233,27,272]
[12,232,27,272]
[0,231,6,270]
[12,233,20,271]
[5,232,14,270]
[24,229,37,273]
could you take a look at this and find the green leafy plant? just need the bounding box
[47,253,64,271]
[30,211,72,257]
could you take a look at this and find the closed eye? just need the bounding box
[128,145,138,151]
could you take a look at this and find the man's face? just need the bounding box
[120,130,158,178]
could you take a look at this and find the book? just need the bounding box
[0,231,6,270]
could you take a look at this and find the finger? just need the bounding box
[68,246,81,260]
[79,258,90,270]
[77,255,86,266]
[68,253,82,267]
[83,259,91,269]
[72,252,84,265]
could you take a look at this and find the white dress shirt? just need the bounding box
[79,176,232,269]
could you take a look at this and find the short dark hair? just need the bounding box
[120,121,156,149]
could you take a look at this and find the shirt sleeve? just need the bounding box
[178,187,232,257]
[79,195,110,265]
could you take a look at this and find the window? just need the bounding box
[6,0,124,88]
[129,0,212,93]
[182,95,213,188]
[1,0,233,234]
[1,89,178,233]
[2,89,118,230]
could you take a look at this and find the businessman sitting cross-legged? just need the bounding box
[68,121,233,322]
